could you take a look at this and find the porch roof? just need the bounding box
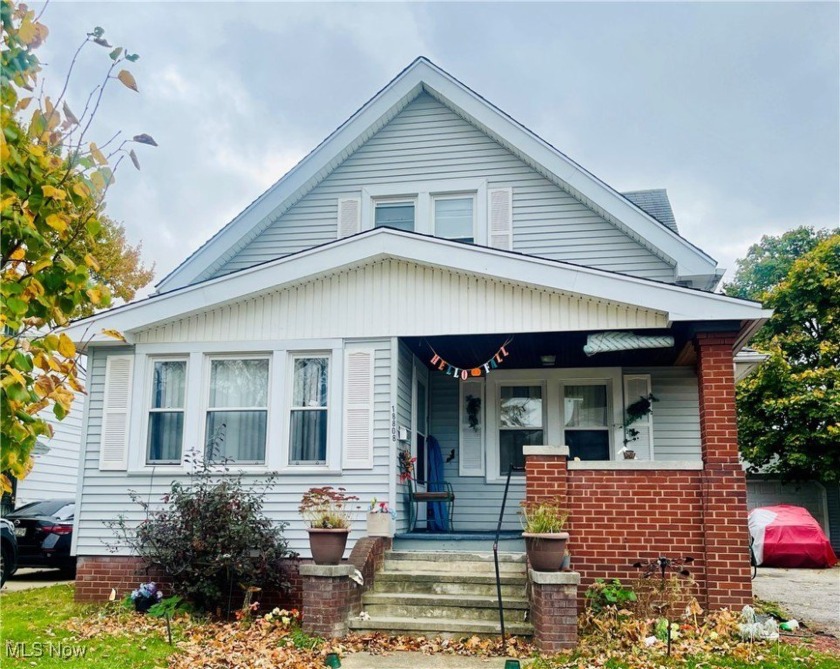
[64,228,770,348]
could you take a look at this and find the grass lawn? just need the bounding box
[0,584,179,668]
[1,585,837,668]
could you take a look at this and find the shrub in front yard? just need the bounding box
[108,452,293,615]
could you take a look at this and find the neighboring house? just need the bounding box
[66,58,769,615]
[8,366,85,510]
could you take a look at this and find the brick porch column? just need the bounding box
[300,565,360,638]
[529,570,580,653]
[523,445,569,504]
[694,332,753,610]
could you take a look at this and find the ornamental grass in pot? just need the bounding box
[299,486,359,565]
[521,498,570,572]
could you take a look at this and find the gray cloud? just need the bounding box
[34,1,839,291]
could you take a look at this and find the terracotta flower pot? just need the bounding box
[307,528,351,565]
[522,532,570,571]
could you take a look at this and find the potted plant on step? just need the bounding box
[366,498,397,537]
[299,486,359,565]
[521,498,570,571]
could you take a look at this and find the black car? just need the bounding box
[7,499,76,576]
[1,518,18,586]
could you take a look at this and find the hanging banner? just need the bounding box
[427,338,513,379]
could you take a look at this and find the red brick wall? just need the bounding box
[75,556,304,612]
[695,332,753,610]
[566,470,707,606]
[525,455,568,504]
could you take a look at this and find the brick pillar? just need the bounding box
[529,570,580,652]
[524,445,569,504]
[300,565,360,638]
[694,332,752,610]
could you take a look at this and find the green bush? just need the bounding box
[108,452,294,615]
[585,578,637,613]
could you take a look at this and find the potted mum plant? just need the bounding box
[521,498,570,571]
[130,581,163,613]
[366,498,397,537]
[299,486,359,565]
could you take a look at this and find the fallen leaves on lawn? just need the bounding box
[334,632,533,658]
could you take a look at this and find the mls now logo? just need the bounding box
[6,641,88,658]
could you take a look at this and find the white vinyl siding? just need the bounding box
[75,341,393,558]
[133,259,667,344]
[212,93,675,282]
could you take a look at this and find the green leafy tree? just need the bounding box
[1,0,155,491]
[737,235,840,483]
[724,226,838,302]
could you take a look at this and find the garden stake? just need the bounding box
[165,613,172,645]
[633,554,694,658]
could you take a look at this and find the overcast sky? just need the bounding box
[34,1,839,294]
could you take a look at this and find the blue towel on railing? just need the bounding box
[427,435,449,532]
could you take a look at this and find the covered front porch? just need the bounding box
[394,325,709,537]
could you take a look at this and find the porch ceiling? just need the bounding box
[402,326,699,371]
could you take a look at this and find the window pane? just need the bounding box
[374,202,415,231]
[500,386,542,428]
[566,430,610,461]
[499,429,543,475]
[205,410,267,463]
[293,358,329,407]
[147,412,184,462]
[152,360,185,409]
[209,359,268,408]
[435,197,473,242]
[289,410,328,463]
[564,385,608,427]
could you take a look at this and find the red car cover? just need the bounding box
[749,505,837,568]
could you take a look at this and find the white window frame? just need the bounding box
[285,352,331,467]
[373,197,418,233]
[361,179,487,243]
[560,378,615,462]
[496,381,546,478]
[485,368,623,483]
[143,356,188,466]
[202,353,272,467]
[432,192,477,244]
[279,348,344,473]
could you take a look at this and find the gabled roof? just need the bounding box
[70,228,769,349]
[622,189,678,233]
[155,57,722,293]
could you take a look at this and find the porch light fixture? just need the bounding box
[540,355,556,367]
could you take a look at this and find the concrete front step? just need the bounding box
[362,592,529,623]
[383,555,526,575]
[373,570,526,598]
[348,615,533,637]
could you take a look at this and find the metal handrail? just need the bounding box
[493,464,524,644]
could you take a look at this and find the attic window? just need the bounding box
[374,200,415,232]
[434,195,475,243]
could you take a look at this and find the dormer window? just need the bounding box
[374,200,415,232]
[434,195,475,244]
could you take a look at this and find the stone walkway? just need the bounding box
[341,653,528,668]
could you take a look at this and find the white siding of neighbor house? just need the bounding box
[132,259,667,344]
[16,380,84,506]
[74,342,394,558]
[212,93,675,283]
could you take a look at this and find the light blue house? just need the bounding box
[67,59,769,619]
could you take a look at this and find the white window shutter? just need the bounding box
[342,346,374,469]
[488,188,512,250]
[623,374,654,461]
[459,380,485,477]
[99,355,134,471]
[337,197,361,238]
